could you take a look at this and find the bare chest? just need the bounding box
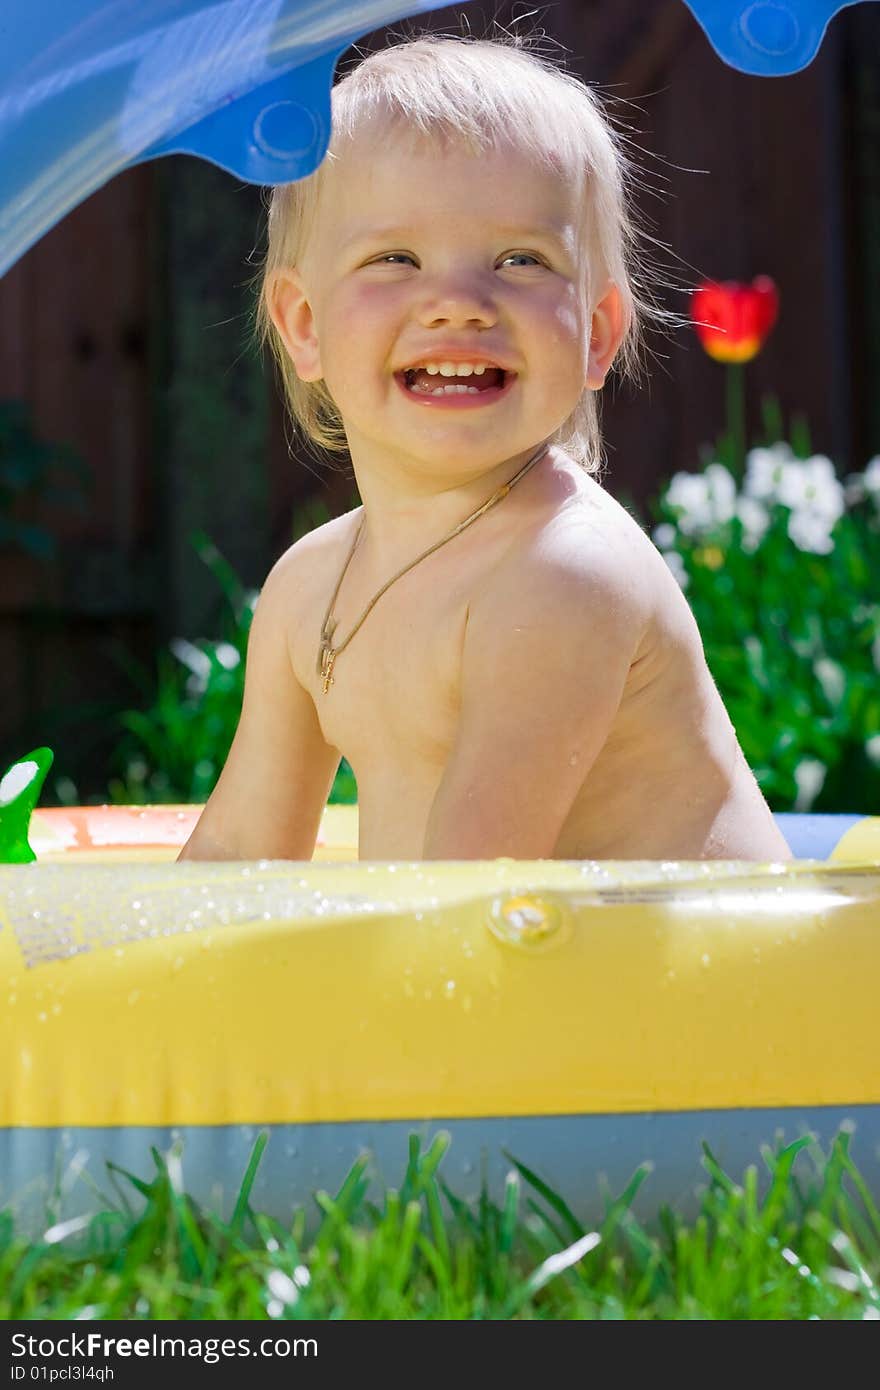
[290,542,476,775]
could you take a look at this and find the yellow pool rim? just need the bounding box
[2,803,879,1130]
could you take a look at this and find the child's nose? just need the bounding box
[418,279,498,326]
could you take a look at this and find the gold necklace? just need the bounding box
[317,443,548,694]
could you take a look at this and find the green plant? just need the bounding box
[0,400,89,557]
[649,407,880,812]
[109,531,356,806]
[1,1130,877,1319]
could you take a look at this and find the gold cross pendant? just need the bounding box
[320,644,337,695]
[318,619,338,694]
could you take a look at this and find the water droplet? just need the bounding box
[444,979,456,998]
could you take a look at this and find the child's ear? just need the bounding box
[266,268,323,382]
[586,281,625,390]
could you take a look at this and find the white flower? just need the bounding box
[787,510,835,554]
[170,638,211,696]
[661,549,689,589]
[844,473,866,506]
[865,457,880,495]
[866,734,880,769]
[664,464,736,537]
[743,443,795,501]
[843,458,880,508]
[171,638,210,679]
[793,758,826,812]
[214,641,241,670]
[665,471,714,534]
[775,455,844,523]
[735,495,771,551]
[814,657,845,710]
[704,463,737,522]
[652,523,677,550]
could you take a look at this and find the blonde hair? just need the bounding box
[254,27,673,477]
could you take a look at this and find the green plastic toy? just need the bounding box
[0,747,54,863]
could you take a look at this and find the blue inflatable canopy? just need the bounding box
[0,0,870,277]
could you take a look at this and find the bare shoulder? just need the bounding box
[261,505,364,629]
[474,463,660,659]
[268,504,363,577]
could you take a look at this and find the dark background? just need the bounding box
[1,0,879,797]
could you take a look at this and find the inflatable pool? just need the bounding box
[2,802,879,1232]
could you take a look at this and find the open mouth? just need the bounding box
[395,367,515,404]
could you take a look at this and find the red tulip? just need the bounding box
[692,276,779,363]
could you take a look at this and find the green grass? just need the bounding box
[2,1131,878,1319]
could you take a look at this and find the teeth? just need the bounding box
[413,362,490,376]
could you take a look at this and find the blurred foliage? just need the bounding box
[649,398,880,813]
[0,399,90,557]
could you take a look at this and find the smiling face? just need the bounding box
[268,122,623,486]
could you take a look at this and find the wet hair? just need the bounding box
[254,27,675,477]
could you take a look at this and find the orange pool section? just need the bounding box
[29,804,360,862]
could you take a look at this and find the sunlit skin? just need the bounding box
[179,121,793,864]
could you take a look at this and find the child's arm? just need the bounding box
[422,548,645,860]
[178,550,340,861]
